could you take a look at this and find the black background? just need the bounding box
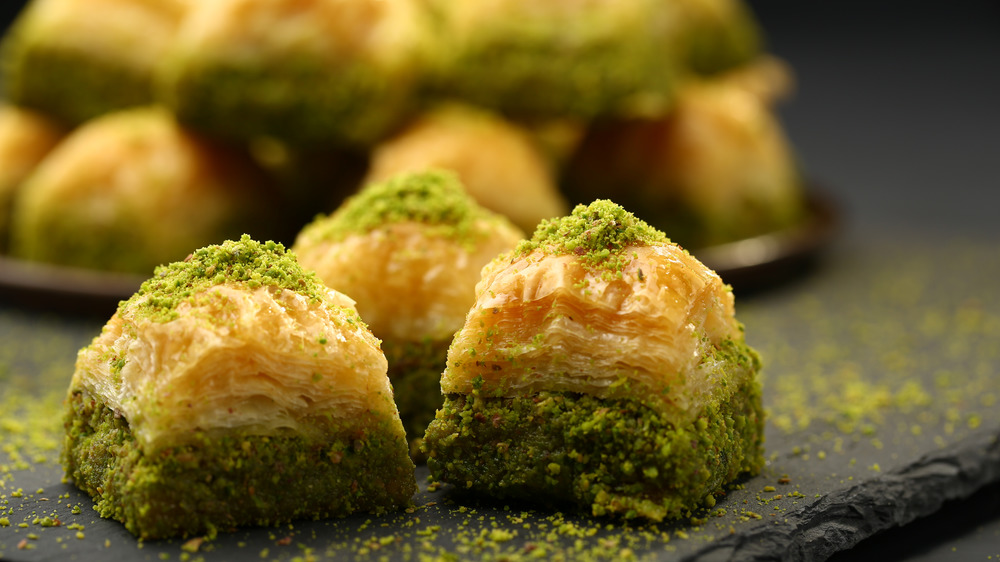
[748,0,1000,239]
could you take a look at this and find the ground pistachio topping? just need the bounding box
[125,234,328,323]
[62,391,416,540]
[303,169,496,243]
[514,200,669,271]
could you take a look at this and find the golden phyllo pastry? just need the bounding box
[423,200,764,521]
[293,170,524,456]
[62,236,416,539]
[563,58,804,248]
[9,107,276,274]
[365,104,568,234]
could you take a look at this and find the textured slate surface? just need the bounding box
[2,234,999,561]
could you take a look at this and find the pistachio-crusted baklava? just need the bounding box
[0,0,190,125]
[365,104,568,234]
[423,200,764,520]
[426,0,681,120]
[159,0,435,147]
[426,0,761,120]
[293,170,523,457]
[62,236,416,539]
[9,107,275,274]
[563,58,804,248]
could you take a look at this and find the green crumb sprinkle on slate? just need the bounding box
[515,200,668,271]
[125,234,327,322]
[303,169,494,243]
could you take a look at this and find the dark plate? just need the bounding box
[0,190,840,316]
[693,188,841,292]
[0,257,147,316]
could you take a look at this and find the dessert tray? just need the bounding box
[0,189,840,315]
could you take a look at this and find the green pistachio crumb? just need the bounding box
[125,235,329,323]
[514,200,668,272]
[301,170,499,244]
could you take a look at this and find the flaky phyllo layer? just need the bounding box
[293,169,524,344]
[70,236,402,453]
[441,200,756,427]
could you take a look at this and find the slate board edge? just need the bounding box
[684,425,1000,562]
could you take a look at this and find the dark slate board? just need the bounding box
[2,233,999,561]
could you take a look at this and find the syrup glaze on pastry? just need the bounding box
[63,236,416,539]
[424,200,764,520]
[293,170,523,456]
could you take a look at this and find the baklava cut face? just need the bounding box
[63,236,416,538]
[0,0,190,124]
[442,200,747,425]
[160,0,435,146]
[293,169,524,344]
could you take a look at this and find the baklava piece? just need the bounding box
[159,0,435,147]
[0,104,65,250]
[423,200,765,521]
[426,0,681,119]
[293,170,523,456]
[426,0,761,120]
[0,0,190,125]
[365,104,568,234]
[62,236,416,539]
[564,59,804,248]
[9,107,276,274]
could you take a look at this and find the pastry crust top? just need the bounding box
[71,236,395,452]
[296,220,523,343]
[9,107,272,273]
[293,170,524,343]
[441,201,751,423]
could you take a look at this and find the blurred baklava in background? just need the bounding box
[0,0,807,274]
